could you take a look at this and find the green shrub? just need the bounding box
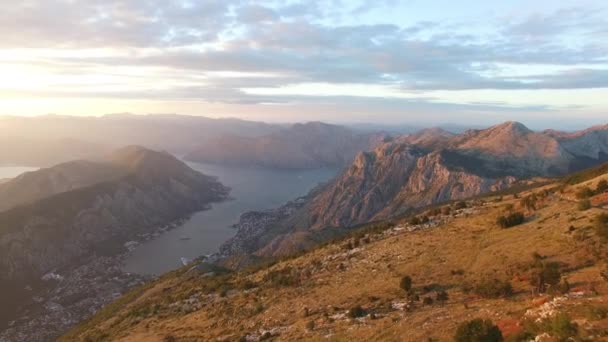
[578,199,591,211]
[497,212,525,228]
[454,319,503,342]
[409,217,421,225]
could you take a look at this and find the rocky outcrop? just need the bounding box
[185,122,387,169]
[305,146,517,229]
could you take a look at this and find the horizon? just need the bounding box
[1,0,607,129]
[0,112,605,132]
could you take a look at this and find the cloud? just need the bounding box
[1,0,607,109]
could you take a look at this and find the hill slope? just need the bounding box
[0,147,229,341]
[62,164,608,341]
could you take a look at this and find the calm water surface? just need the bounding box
[123,162,337,275]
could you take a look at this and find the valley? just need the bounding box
[123,162,338,275]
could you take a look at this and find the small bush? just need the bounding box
[238,280,257,290]
[595,213,608,239]
[400,276,413,293]
[576,186,595,199]
[454,201,467,210]
[423,297,434,305]
[163,335,176,342]
[436,290,448,305]
[472,279,513,299]
[578,200,591,211]
[597,179,608,193]
[409,217,421,225]
[348,305,367,318]
[542,313,578,340]
[497,212,525,228]
[520,195,537,211]
[454,319,503,342]
[263,267,299,287]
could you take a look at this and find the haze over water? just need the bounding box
[123,162,337,275]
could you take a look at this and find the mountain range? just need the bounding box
[185,121,388,169]
[0,114,280,166]
[220,121,608,261]
[62,143,608,342]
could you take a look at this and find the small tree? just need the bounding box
[400,276,413,293]
[530,261,561,293]
[454,319,503,342]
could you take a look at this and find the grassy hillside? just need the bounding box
[62,172,608,341]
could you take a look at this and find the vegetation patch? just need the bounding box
[497,212,525,228]
[454,318,503,342]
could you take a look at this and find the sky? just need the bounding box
[0,0,607,128]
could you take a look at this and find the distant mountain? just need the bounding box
[0,146,229,329]
[221,121,608,258]
[0,114,281,166]
[0,160,125,212]
[185,122,388,169]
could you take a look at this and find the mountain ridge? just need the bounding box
[219,121,608,260]
[184,121,388,169]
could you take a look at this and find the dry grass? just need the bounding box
[62,176,608,342]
